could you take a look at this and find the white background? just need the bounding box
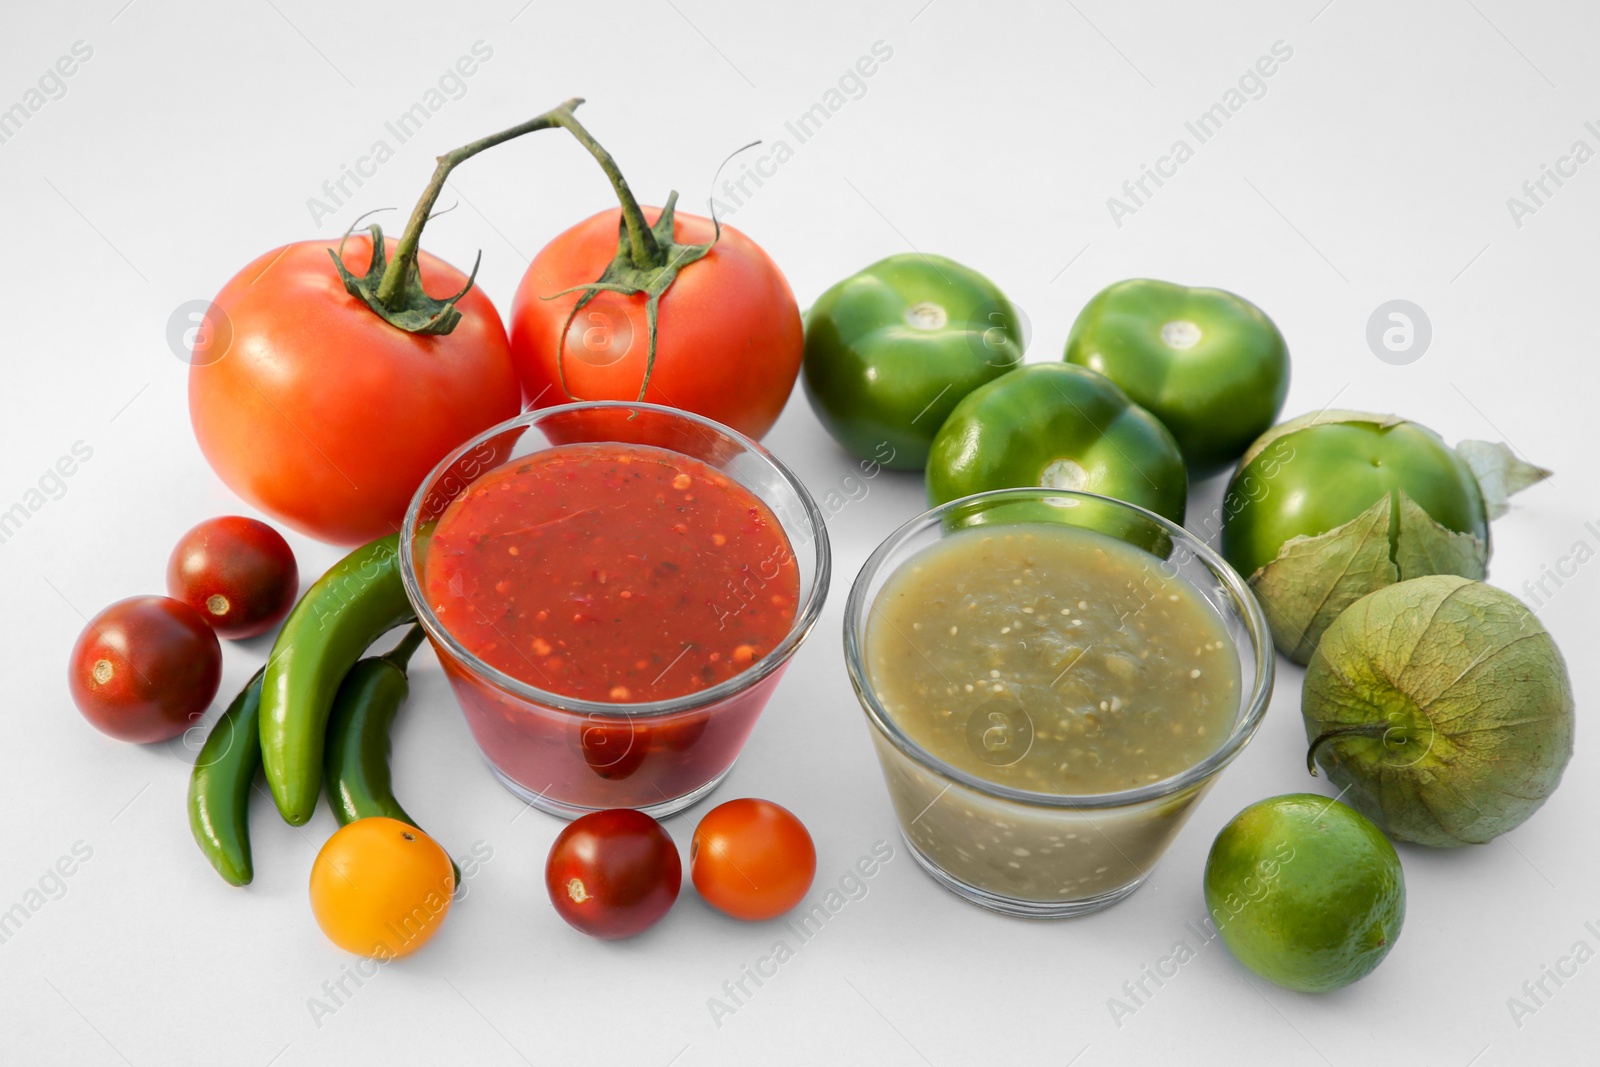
[2,1,1596,1063]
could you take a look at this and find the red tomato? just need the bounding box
[189,235,521,545]
[576,715,649,782]
[509,207,803,440]
[545,809,681,939]
[570,713,710,780]
[68,596,222,743]
[167,516,299,639]
[657,713,709,753]
[691,799,815,921]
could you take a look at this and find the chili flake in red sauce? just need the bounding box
[423,443,799,702]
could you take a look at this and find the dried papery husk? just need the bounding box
[1238,411,1547,664]
[1302,575,1574,847]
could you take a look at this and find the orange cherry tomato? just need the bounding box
[508,206,803,441]
[691,798,815,921]
[309,817,455,958]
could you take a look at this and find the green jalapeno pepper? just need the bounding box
[1065,278,1289,475]
[802,253,1026,470]
[188,669,265,887]
[261,533,416,825]
[324,625,458,886]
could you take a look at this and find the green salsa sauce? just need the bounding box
[866,523,1240,795]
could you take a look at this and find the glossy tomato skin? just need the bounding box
[1222,418,1489,580]
[510,207,803,440]
[691,798,815,921]
[310,817,455,958]
[575,715,650,782]
[68,596,223,743]
[1065,279,1290,476]
[803,253,1025,470]
[189,236,521,545]
[167,516,299,639]
[545,809,681,939]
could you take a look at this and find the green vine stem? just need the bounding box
[332,97,585,335]
[535,109,725,400]
[546,110,665,272]
[375,98,584,307]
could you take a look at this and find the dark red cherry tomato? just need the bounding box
[545,809,681,939]
[167,516,299,639]
[68,596,223,743]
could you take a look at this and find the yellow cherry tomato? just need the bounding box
[309,817,455,958]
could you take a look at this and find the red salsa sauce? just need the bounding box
[423,442,799,703]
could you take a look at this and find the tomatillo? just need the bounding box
[803,254,1025,470]
[1220,410,1550,663]
[1065,279,1289,475]
[926,363,1187,530]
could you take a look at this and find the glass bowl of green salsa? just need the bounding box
[401,401,831,820]
[844,488,1273,917]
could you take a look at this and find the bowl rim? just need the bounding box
[842,487,1275,810]
[400,400,832,719]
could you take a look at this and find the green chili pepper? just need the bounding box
[188,669,265,887]
[1065,278,1290,475]
[261,533,416,826]
[324,625,459,886]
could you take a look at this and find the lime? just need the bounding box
[1203,793,1405,993]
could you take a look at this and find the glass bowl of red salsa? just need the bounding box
[400,401,830,819]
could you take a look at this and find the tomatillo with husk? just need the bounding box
[1065,278,1289,475]
[926,362,1186,537]
[803,254,1025,470]
[1220,410,1550,663]
[1303,575,1574,847]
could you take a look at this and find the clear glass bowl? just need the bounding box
[844,488,1273,917]
[401,401,830,819]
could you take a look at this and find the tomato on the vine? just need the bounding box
[188,101,585,546]
[188,235,519,546]
[509,119,802,440]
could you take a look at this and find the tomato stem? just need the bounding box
[375,98,587,310]
[529,109,720,400]
[547,111,665,271]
